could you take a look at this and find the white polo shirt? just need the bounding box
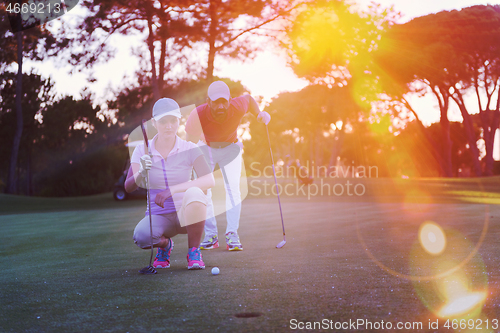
[131,134,204,215]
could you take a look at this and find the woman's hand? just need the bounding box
[139,154,152,177]
[155,189,172,208]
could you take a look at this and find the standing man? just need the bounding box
[185,81,271,251]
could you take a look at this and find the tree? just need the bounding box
[35,96,126,196]
[284,0,396,83]
[250,84,361,171]
[0,1,68,193]
[449,5,500,176]
[375,5,500,177]
[69,0,296,100]
[12,12,23,195]
[374,16,457,177]
[0,72,54,194]
[196,0,301,81]
[0,71,123,196]
[279,0,394,169]
[71,0,202,101]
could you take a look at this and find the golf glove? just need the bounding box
[257,111,271,125]
[139,154,152,177]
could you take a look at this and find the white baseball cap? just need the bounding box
[207,81,231,101]
[152,98,181,120]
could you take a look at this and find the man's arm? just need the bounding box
[244,94,261,117]
[243,95,271,125]
[186,132,200,143]
[185,108,202,143]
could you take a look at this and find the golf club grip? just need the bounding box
[265,125,286,236]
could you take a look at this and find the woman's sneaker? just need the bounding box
[226,232,243,251]
[187,247,205,270]
[153,238,173,268]
[200,235,219,250]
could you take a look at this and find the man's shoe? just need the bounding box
[226,232,243,251]
[187,247,205,270]
[200,235,219,250]
[153,238,173,268]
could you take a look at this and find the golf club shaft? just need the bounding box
[146,169,154,266]
[265,125,286,239]
[141,120,155,267]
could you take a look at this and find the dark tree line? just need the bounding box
[0,72,126,196]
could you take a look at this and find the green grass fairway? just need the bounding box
[1,178,499,332]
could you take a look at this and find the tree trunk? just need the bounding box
[328,127,345,170]
[146,9,160,101]
[207,0,218,82]
[315,131,321,173]
[403,98,446,176]
[157,1,168,94]
[431,86,452,177]
[492,90,500,175]
[27,148,32,196]
[8,21,23,194]
[439,97,453,177]
[452,94,482,177]
[309,131,314,170]
[158,35,166,93]
[481,109,500,176]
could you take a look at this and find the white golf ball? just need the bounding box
[211,267,220,275]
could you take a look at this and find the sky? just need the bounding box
[28,0,497,126]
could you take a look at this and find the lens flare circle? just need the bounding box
[419,222,446,255]
[355,208,490,282]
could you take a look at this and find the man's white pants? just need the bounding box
[198,141,243,236]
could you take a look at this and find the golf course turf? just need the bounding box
[0,177,499,332]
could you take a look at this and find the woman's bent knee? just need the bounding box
[184,187,209,206]
[133,225,155,249]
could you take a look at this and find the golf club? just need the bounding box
[139,119,157,274]
[265,124,286,248]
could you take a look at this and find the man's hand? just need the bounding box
[139,154,152,177]
[155,188,172,208]
[257,111,271,125]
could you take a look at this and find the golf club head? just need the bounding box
[276,240,286,249]
[139,265,157,275]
